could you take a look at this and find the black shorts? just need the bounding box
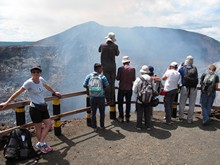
[29,106,50,123]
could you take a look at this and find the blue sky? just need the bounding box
[0,0,220,42]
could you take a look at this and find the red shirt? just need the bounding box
[116,64,136,90]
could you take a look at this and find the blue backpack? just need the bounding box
[88,73,104,97]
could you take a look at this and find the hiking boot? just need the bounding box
[43,143,53,152]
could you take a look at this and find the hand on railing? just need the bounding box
[52,92,62,98]
[0,102,8,110]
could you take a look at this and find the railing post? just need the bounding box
[86,90,92,127]
[52,99,61,136]
[109,95,116,119]
[15,106,25,125]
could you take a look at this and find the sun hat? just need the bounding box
[140,65,150,74]
[186,55,193,60]
[170,62,178,68]
[30,66,42,72]
[105,32,116,43]
[186,55,194,65]
[122,56,130,63]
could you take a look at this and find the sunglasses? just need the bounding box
[31,71,41,74]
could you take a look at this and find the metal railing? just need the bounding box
[0,87,220,136]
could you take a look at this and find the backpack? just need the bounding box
[137,76,154,104]
[184,66,198,87]
[88,73,104,97]
[151,75,163,95]
[4,128,39,161]
[201,73,217,95]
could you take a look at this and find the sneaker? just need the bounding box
[166,121,173,125]
[136,127,142,131]
[93,127,98,132]
[187,119,193,124]
[202,119,210,126]
[100,126,105,129]
[146,127,151,131]
[43,143,53,152]
[35,142,41,150]
[40,147,48,154]
[178,118,184,122]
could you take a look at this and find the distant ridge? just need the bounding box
[0,41,33,46]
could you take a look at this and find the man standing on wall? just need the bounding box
[98,32,120,105]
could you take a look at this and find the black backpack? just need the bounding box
[184,66,198,87]
[4,128,39,161]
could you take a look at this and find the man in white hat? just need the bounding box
[132,65,154,131]
[178,55,198,123]
[116,56,136,122]
[162,62,181,124]
[98,32,120,105]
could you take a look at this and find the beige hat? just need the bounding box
[140,65,150,74]
[170,62,178,68]
[186,55,194,65]
[105,32,116,43]
[122,56,130,63]
[186,55,193,60]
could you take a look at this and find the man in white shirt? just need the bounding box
[162,62,180,124]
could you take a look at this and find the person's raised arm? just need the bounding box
[0,87,25,109]
[44,84,61,98]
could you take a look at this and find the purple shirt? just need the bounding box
[116,64,136,90]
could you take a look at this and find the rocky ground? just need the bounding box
[0,111,220,165]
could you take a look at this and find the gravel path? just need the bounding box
[1,111,220,165]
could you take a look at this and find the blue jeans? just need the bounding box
[164,89,178,123]
[117,89,132,119]
[90,97,105,128]
[200,92,216,122]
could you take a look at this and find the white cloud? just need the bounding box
[0,0,220,41]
